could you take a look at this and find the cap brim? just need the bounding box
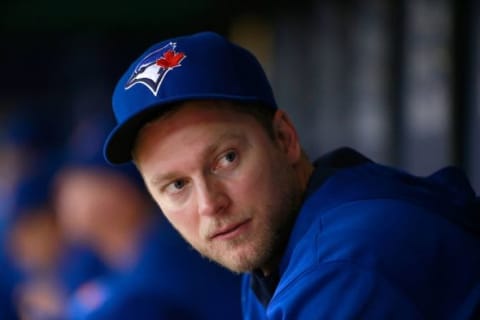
[103,105,162,165]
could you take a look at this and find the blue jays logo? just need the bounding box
[125,42,186,96]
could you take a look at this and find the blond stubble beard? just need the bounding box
[192,176,302,274]
[197,219,279,273]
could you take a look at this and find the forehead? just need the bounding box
[154,100,249,127]
[133,100,265,162]
[137,100,257,144]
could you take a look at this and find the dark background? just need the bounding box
[1,0,479,191]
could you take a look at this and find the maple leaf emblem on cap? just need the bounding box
[124,42,186,96]
[156,50,185,69]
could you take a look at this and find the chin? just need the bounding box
[206,242,269,274]
[216,257,258,274]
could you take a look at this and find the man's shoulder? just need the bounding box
[308,148,480,234]
[279,150,480,289]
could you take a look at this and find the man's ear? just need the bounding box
[272,110,301,164]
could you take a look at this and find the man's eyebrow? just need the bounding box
[203,132,247,155]
[150,172,180,187]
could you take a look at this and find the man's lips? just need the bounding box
[210,219,251,240]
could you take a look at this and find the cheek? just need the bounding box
[148,182,198,230]
[232,156,276,203]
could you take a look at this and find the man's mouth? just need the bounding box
[210,219,251,240]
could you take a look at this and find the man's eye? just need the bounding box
[173,180,186,189]
[215,150,238,172]
[220,151,237,166]
[165,179,187,194]
[224,151,237,163]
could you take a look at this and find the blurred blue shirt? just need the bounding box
[68,215,243,320]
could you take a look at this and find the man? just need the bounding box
[103,31,480,319]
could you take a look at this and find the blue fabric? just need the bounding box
[242,148,480,319]
[0,242,21,320]
[59,245,110,295]
[68,216,243,320]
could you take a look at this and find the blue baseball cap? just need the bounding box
[103,31,277,165]
[9,156,60,223]
[63,114,145,190]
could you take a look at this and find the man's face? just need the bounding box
[134,101,302,273]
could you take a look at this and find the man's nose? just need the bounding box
[196,178,230,217]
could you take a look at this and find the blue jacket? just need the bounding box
[242,148,480,319]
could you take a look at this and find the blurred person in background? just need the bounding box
[53,114,243,319]
[0,104,69,320]
[0,107,110,320]
[4,161,67,320]
[0,106,66,227]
